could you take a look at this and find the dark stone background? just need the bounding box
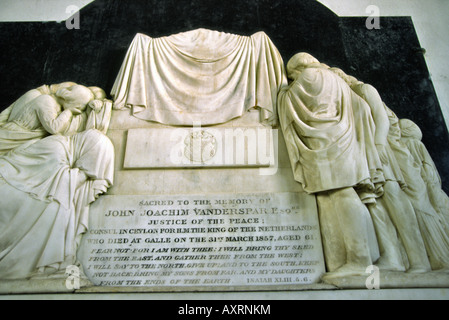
[0,0,448,192]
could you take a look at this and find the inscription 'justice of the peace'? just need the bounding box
[79,193,325,287]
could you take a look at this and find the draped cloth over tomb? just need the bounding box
[111,29,287,126]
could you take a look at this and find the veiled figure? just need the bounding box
[398,119,449,270]
[0,83,110,156]
[330,68,431,273]
[0,129,114,279]
[400,119,449,229]
[278,53,382,275]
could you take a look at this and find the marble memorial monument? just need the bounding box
[0,1,448,296]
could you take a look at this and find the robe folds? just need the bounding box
[0,129,114,279]
[278,67,384,197]
[396,119,449,269]
[0,86,113,156]
[111,29,287,126]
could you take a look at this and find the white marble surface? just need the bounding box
[1,288,448,300]
[279,52,449,279]
[77,192,324,289]
[0,83,114,281]
[123,127,275,169]
[0,3,448,296]
[111,30,286,126]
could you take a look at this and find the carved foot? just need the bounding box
[322,263,369,279]
[375,256,406,272]
[406,266,432,274]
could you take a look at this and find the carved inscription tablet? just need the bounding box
[123,128,275,169]
[78,193,325,289]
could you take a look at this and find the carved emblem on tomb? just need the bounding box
[184,130,218,163]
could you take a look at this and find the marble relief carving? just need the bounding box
[0,83,115,280]
[0,29,448,290]
[184,130,218,163]
[279,52,449,277]
[111,29,287,126]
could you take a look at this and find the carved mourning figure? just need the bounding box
[0,84,114,280]
[0,83,92,154]
[330,68,431,273]
[278,53,382,276]
[395,118,449,270]
[279,51,449,277]
[400,119,449,230]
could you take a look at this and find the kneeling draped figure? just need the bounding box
[278,53,384,276]
[0,83,114,280]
